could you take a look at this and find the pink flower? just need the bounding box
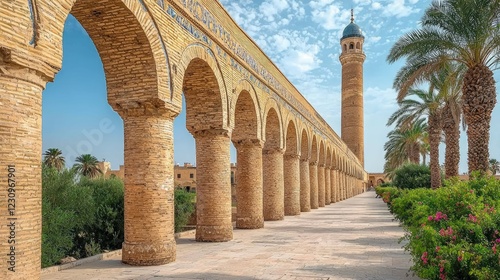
[439,227,454,237]
[435,246,441,252]
[428,216,434,221]
[457,255,463,262]
[421,252,428,265]
[468,214,478,223]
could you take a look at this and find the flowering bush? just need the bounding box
[382,174,500,280]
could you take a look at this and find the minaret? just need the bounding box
[339,9,366,166]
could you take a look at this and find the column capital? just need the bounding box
[193,129,231,138]
[318,164,326,168]
[309,161,318,166]
[284,153,301,160]
[116,102,180,119]
[233,138,264,149]
[263,147,285,155]
[0,61,50,88]
[300,157,311,163]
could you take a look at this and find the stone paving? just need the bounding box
[42,191,420,280]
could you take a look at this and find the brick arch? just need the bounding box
[318,140,326,165]
[284,119,299,156]
[300,129,310,161]
[333,149,339,169]
[232,79,262,141]
[58,0,172,111]
[326,147,332,168]
[262,99,283,149]
[178,44,229,133]
[310,135,319,163]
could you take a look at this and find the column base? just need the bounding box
[236,217,264,229]
[196,225,233,242]
[122,240,176,266]
[264,213,284,221]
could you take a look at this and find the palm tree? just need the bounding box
[388,88,443,188]
[489,159,500,175]
[384,118,428,173]
[433,63,466,178]
[73,154,103,178]
[43,148,66,171]
[388,0,500,174]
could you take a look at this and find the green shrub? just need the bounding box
[71,176,124,259]
[42,167,95,266]
[42,166,196,268]
[174,189,196,233]
[385,175,500,279]
[393,163,432,190]
[41,166,124,266]
[41,200,77,268]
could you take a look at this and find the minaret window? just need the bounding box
[356,42,361,49]
[344,44,347,51]
[349,43,354,49]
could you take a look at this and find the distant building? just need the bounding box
[98,161,238,200]
[97,161,124,179]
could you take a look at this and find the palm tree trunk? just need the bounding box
[462,64,497,174]
[442,103,460,178]
[411,143,420,164]
[429,114,442,189]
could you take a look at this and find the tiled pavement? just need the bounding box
[42,191,420,280]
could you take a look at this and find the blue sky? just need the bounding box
[42,0,500,173]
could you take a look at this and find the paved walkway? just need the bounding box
[42,191,420,280]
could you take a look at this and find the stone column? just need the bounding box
[330,169,336,203]
[317,164,326,207]
[325,167,331,205]
[194,130,232,241]
[350,176,353,198]
[284,154,301,216]
[333,170,339,202]
[348,175,351,198]
[346,176,350,198]
[352,177,355,197]
[234,139,264,229]
[342,173,346,200]
[121,108,177,265]
[339,171,345,201]
[309,161,319,209]
[263,148,285,220]
[300,158,311,212]
[0,67,46,279]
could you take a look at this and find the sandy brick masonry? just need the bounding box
[0,0,368,278]
[325,166,332,205]
[234,140,264,229]
[284,154,301,216]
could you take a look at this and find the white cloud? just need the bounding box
[309,0,335,9]
[364,87,398,113]
[383,0,420,18]
[269,34,291,52]
[279,47,323,78]
[367,36,381,44]
[354,0,372,5]
[259,0,290,21]
[371,2,382,10]
[310,3,344,30]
